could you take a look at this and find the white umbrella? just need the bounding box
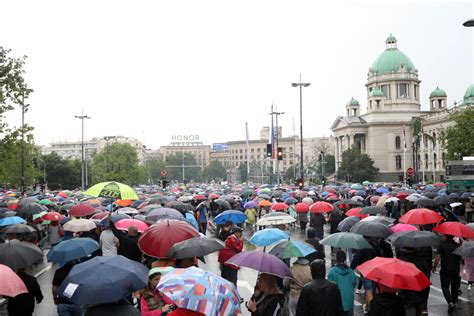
[351,196,364,202]
[257,212,296,226]
[302,197,314,205]
[450,202,462,208]
[63,219,96,232]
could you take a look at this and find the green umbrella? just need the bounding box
[39,199,52,205]
[269,239,316,259]
[84,181,139,200]
[320,232,373,249]
[32,211,48,221]
[362,181,371,186]
[241,189,255,197]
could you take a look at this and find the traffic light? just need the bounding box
[321,176,327,186]
[266,144,272,158]
[296,178,304,190]
[277,147,283,160]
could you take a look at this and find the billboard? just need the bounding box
[212,143,229,152]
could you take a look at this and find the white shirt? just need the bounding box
[100,229,119,256]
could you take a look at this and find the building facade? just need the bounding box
[160,138,211,171]
[331,34,473,182]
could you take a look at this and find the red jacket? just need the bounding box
[218,234,243,269]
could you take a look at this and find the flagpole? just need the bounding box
[403,125,407,185]
[421,134,425,183]
[432,139,436,182]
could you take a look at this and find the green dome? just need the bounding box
[370,35,415,75]
[346,97,360,107]
[430,86,447,98]
[464,84,474,105]
[370,88,384,98]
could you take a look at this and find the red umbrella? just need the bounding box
[370,196,380,204]
[345,207,368,219]
[396,192,410,200]
[271,203,289,212]
[69,204,96,217]
[391,223,419,234]
[326,196,340,202]
[193,194,207,200]
[115,218,149,233]
[324,188,337,194]
[42,212,65,221]
[138,220,200,258]
[90,211,110,220]
[433,222,474,238]
[309,201,334,213]
[209,194,220,199]
[357,257,431,291]
[0,264,28,297]
[295,203,309,213]
[399,208,444,225]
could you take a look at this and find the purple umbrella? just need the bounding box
[226,251,293,278]
[244,201,257,209]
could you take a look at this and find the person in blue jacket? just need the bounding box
[328,250,357,316]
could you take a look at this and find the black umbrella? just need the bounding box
[140,204,162,215]
[166,237,224,259]
[148,197,168,205]
[84,302,141,316]
[0,211,17,218]
[0,240,43,269]
[423,192,438,199]
[18,197,39,205]
[416,198,437,208]
[461,192,472,199]
[361,216,395,226]
[350,221,392,238]
[386,231,441,248]
[145,208,184,222]
[453,241,474,258]
[164,201,194,213]
[434,195,454,205]
[335,200,364,208]
[16,203,47,218]
[359,206,387,215]
[213,199,231,211]
[337,216,360,232]
[3,224,36,234]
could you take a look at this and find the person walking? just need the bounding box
[328,251,357,316]
[284,258,312,316]
[218,226,244,287]
[351,237,377,314]
[246,273,286,316]
[139,267,176,315]
[432,234,461,313]
[47,220,63,247]
[7,268,43,316]
[462,256,474,292]
[99,224,119,257]
[309,212,326,240]
[196,201,209,235]
[304,228,325,263]
[368,284,406,316]
[108,214,142,262]
[296,259,344,316]
[218,220,233,242]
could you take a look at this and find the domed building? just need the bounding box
[331,34,472,182]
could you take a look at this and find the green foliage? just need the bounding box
[40,152,81,190]
[163,152,202,182]
[324,154,336,174]
[203,160,227,181]
[142,158,167,184]
[90,143,141,185]
[238,163,248,182]
[0,136,39,187]
[338,146,379,182]
[439,107,474,160]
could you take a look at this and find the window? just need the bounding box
[376,100,380,108]
[416,155,420,170]
[239,149,242,153]
[442,152,446,167]
[414,85,418,98]
[395,155,402,169]
[251,148,254,152]
[425,154,429,169]
[381,85,390,98]
[257,148,261,152]
[398,84,408,98]
[434,153,437,169]
[395,136,401,149]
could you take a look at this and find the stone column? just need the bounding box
[335,137,339,173]
[350,134,355,149]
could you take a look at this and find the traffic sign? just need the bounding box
[406,167,414,176]
[160,170,168,177]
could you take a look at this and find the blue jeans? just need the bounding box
[57,304,83,316]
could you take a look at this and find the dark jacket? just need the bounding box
[296,279,344,316]
[304,238,325,262]
[350,248,377,270]
[399,247,432,304]
[110,221,142,262]
[251,293,285,316]
[7,271,43,316]
[367,293,407,316]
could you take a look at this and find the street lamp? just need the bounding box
[463,19,474,27]
[292,74,311,182]
[20,95,29,195]
[74,114,91,191]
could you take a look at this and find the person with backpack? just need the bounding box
[368,283,406,316]
[328,251,357,316]
[246,273,286,316]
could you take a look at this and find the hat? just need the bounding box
[148,266,174,278]
[230,226,243,234]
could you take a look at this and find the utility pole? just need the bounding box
[269,107,285,185]
[292,74,311,182]
[20,94,29,195]
[74,113,91,191]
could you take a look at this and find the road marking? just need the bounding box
[430,285,470,302]
[34,263,52,278]
[237,280,254,293]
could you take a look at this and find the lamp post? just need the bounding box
[292,74,311,181]
[463,19,474,27]
[20,95,29,195]
[74,114,91,191]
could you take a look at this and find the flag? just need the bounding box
[402,125,407,152]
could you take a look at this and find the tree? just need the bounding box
[323,154,336,174]
[238,163,248,183]
[142,158,167,185]
[163,152,202,182]
[90,143,141,185]
[39,152,81,190]
[439,107,474,160]
[338,146,379,182]
[203,160,227,181]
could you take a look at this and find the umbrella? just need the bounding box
[226,251,293,278]
[337,216,361,232]
[0,264,28,297]
[357,257,431,291]
[213,210,247,224]
[433,222,474,238]
[258,200,272,207]
[468,223,474,230]
[269,239,316,259]
[249,228,289,246]
[0,210,18,218]
[461,192,472,199]
[193,194,207,200]
[185,212,199,230]
[16,203,47,218]
[58,255,148,305]
[116,207,139,215]
[69,204,96,217]
[63,219,96,232]
[244,201,257,209]
[360,216,395,226]
[42,212,65,221]
[83,302,141,316]
[145,208,184,222]
[47,238,100,264]
[166,201,195,213]
[423,192,438,199]
[0,240,43,270]
[271,202,289,212]
[115,219,149,233]
[399,208,444,225]
[351,184,363,190]
[320,232,373,249]
[18,197,38,205]
[453,241,474,258]
[100,213,131,227]
[166,237,224,259]
[350,221,392,238]
[90,211,110,221]
[39,199,53,205]
[209,193,220,199]
[376,187,389,194]
[211,199,231,211]
[390,223,419,233]
[84,181,139,200]
[138,219,200,258]
[416,198,437,208]
[335,200,364,209]
[351,196,365,202]
[405,193,423,202]
[386,231,441,248]
[158,267,241,316]
[434,195,454,205]
[396,192,410,200]
[309,201,334,213]
[284,198,298,205]
[345,207,368,219]
[148,197,168,205]
[295,203,309,213]
[140,204,162,214]
[256,212,296,226]
[3,224,36,234]
[359,206,387,215]
[302,197,314,205]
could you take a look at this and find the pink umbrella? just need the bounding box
[0,264,28,297]
[115,218,149,233]
[391,223,419,234]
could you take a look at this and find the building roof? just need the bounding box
[370,35,415,75]
[346,97,360,107]
[370,88,384,97]
[430,86,447,98]
[464,84,474,105]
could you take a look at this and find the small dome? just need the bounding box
[346,97,360,107]
[370,35,416,75]
[430,87,447,98]
[370,88,384,98]
[386,33,397,44]
[464,84,474,105]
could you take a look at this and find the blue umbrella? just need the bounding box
[47,238,100,265]
[449,193,460,199]
[213,210,247,224]
[249,228,289,246]
[269,239,316,259]
[376,187,389,194]
[185,212,199,230]
[355,190,367,197]
[321,191,330,196]
[58,255,148,305]
[0,216,26,227]
[351,184,363,190]
[284,198,298,204]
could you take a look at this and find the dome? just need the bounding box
[430,86,447,98]
[464,84,474,104]
[370,88,384,98]
[370,35,416,75]
[346,97,360,107]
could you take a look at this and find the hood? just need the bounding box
[333,265,351,275]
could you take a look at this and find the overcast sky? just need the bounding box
[2,0,473,150]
